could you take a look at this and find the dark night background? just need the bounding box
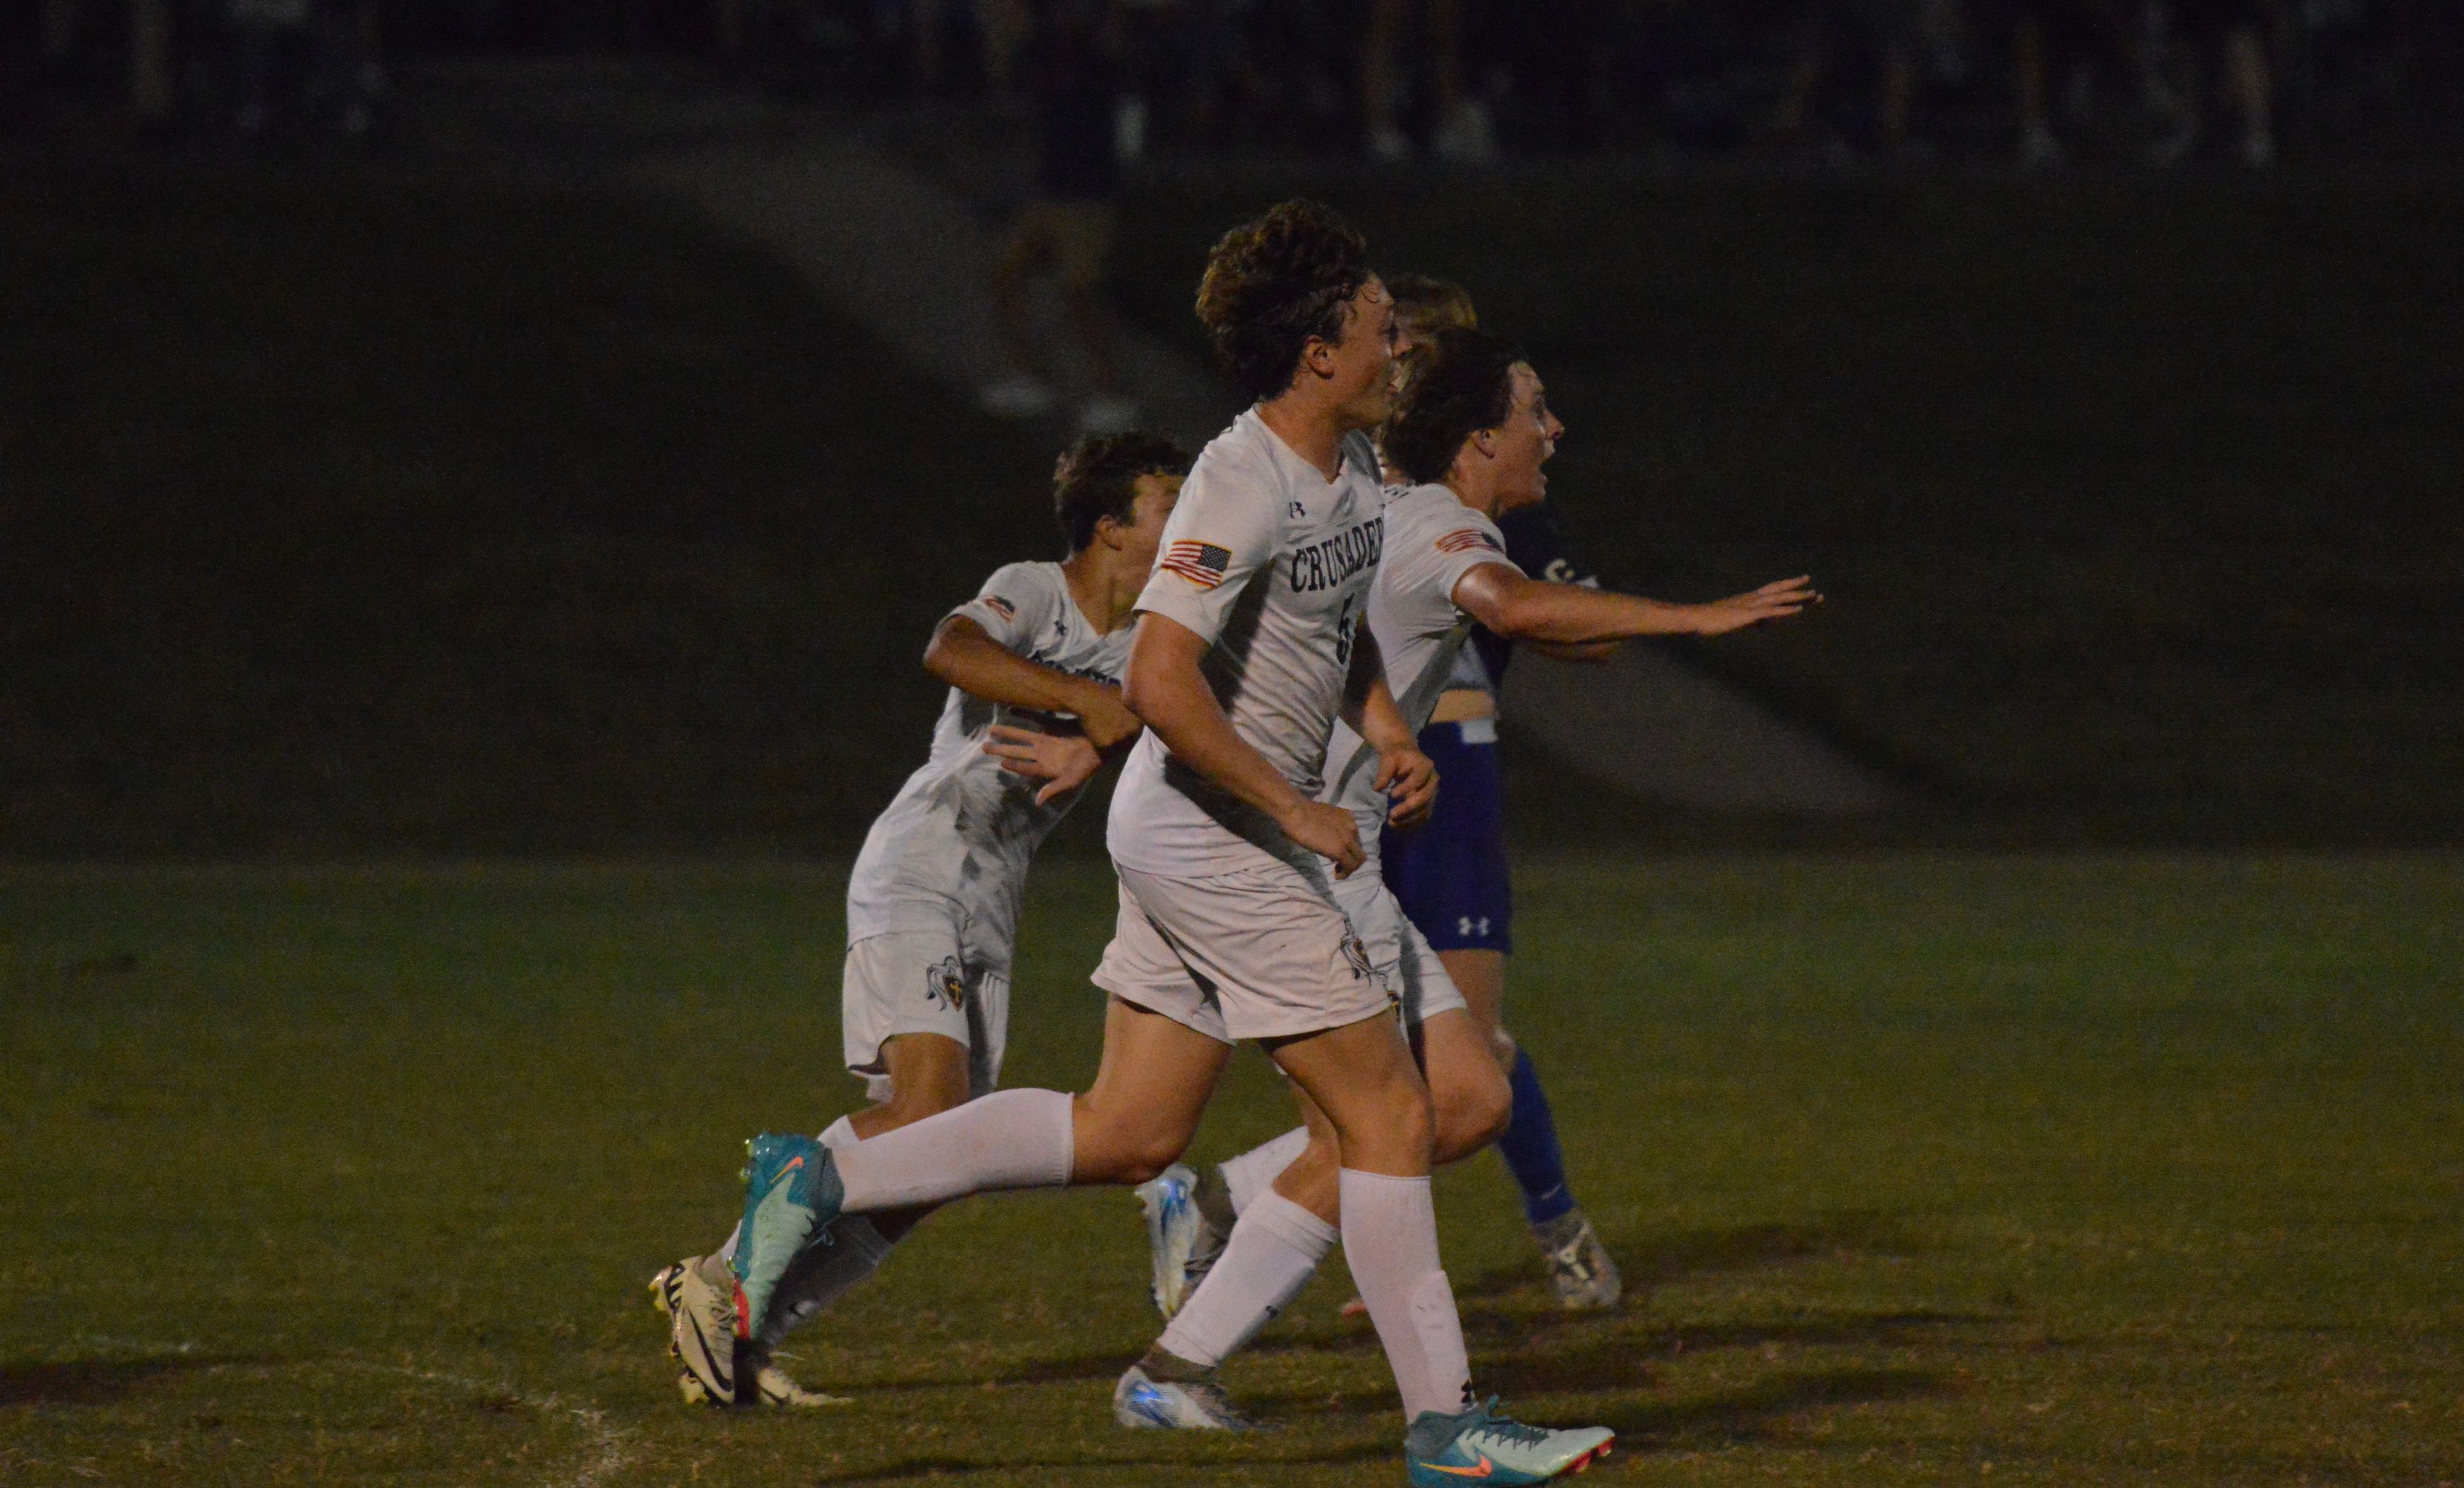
[4,0,2460,857]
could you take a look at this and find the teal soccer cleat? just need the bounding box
[732,1134,845,1340]
[1404,1398,1614,1485]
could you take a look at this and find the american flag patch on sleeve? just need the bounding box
[1159,540,1233,590]
[1435,529,1505,556]
[977,594,1018,620]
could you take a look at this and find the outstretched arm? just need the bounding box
[925,615,1142,750]
[1124,613,1367,875]
[1452,567,1818,646]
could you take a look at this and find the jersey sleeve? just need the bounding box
[950,561,1061,653]
[1133,450,1283,646]
[1384,490,1523,613]
[1425,515,1523,604]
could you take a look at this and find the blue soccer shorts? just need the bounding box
[1380,719,1512,954]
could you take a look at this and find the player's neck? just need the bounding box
[1444,473,1502,520]
[1061,544,1141,634]
[1254,391,1354,483]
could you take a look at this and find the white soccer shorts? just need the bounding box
[840,923,1012,1104]
[1093,859,1396,1044]
[1333,864,1470,1028]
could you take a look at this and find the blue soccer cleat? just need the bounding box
[732,1133,844,1340]
[1112,1362,1262,1430]
[1405,1398,1614,1485]
[1134,1163,1224,1321]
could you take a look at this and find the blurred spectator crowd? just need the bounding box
[8,0,389,140]
[9,0,2458,164]
[705,0,2457,165]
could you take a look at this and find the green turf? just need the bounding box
[4,856,2459,1484]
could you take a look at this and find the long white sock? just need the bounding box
[1339,1168,1471,1422]
[1156,1191,1337,1368]
[721,1116,862,1265]
[832,1087,1074,1213]
[1220,1127,1311,1217]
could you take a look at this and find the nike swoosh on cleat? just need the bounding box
[1421,1455,1494,1478]
[683,1313,734,1398]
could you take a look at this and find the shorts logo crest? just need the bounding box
[925,956,968,1012]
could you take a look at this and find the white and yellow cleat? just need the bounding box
[664,1253,743,1406]
[654,1258,850,1407]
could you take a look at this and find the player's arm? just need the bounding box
[1451,566,1818,646]
[1501,505,1619,662]
[1338,620,1437,830]
[1529,639,1620,663]
[1123,613,1366,876]
[923,615,1142,751]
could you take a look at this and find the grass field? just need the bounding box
[5,855,2460,1485]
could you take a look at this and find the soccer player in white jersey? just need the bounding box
[653,432,1186,1406]
[1111,327,1817,1429]
[675,200,1618,1484]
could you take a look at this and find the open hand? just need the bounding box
[984,724,1104,806]
[1693,576,1820,636]
[1376,745,1439,830]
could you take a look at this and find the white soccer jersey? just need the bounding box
[1323,484,1521,842]
[845,561,1131,965]
[1108,408,1387,876]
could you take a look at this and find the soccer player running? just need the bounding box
[654,432,1186,1405]
[678,199,1617,1484]
[1111,329,1815,1427]
[1386,275,1633,1309]
[1142,275,1671,1319]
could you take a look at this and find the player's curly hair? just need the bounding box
[1054,431,1192,552]
[1385,273,1478,336]
[1383,329,1527,486]
[1194,200,1374,402]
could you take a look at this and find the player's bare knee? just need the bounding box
[877,1081,967,1129]
[1437,1068,1512,1162]
[1070,1102,1183,1184]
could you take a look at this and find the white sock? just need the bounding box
[1220,1127,1311,1217]
[1156,1190,1337,1368]
[721,1115,866,1264]
[833,1087,1074,1213]
[1339,1168,1471,1422]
